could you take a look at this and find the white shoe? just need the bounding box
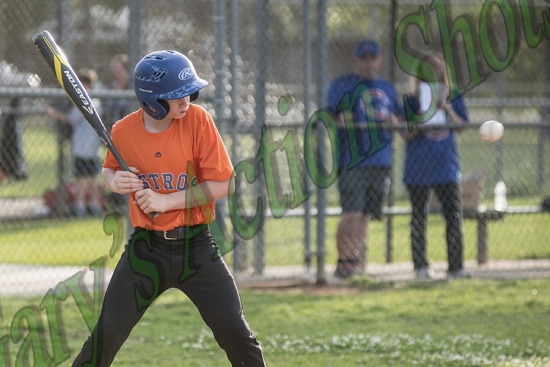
[447,268,471,280]
[415,267,434,280]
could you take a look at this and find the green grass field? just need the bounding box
[1,211,549,268]
[1,279,549,366]
[0,214,542,272]
[1,211,549,366]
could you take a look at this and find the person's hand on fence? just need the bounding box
[45,106,69,125]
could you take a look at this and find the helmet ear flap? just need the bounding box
[189,91,199,102]
[142,99,169,120]
[158,99,169,113]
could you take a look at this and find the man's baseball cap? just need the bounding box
[355,38,380,57]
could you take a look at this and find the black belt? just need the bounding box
[152,224,208,240]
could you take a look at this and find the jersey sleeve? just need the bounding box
[451,93,469,122]
[196,111,234,182]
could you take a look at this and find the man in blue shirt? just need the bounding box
[327,39,403,278]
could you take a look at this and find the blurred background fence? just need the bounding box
[1,0,549,292]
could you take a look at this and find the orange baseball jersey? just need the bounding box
[103,105,234,230]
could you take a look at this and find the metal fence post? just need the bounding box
[213,0,230,259]
[253,0,268,275]
[315,0,328,285]
[229,0,248,272]
[128,0,142,75]
[385,0,399,264]
[303,0,313,271]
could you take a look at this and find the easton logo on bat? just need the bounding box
[63,69,94,115]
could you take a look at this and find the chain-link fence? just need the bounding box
[1,0,549,294]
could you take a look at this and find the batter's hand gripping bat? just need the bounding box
[33,30,159,219]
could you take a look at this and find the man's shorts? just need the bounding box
[337,166,391,219]
[74,157,99,178]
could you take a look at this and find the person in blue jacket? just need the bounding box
[327,38,403,278]
[402,53,470,280]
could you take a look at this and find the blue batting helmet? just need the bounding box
[134,50,208,120]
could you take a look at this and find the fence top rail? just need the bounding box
[1,88,548,130]
[0,87,217,101]
[274,205,543,219]
[0,87,135,99]
[1,87,549,106]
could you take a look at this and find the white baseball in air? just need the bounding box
[479,120,504,142]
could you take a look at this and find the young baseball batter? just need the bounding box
[71,50,266,366]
